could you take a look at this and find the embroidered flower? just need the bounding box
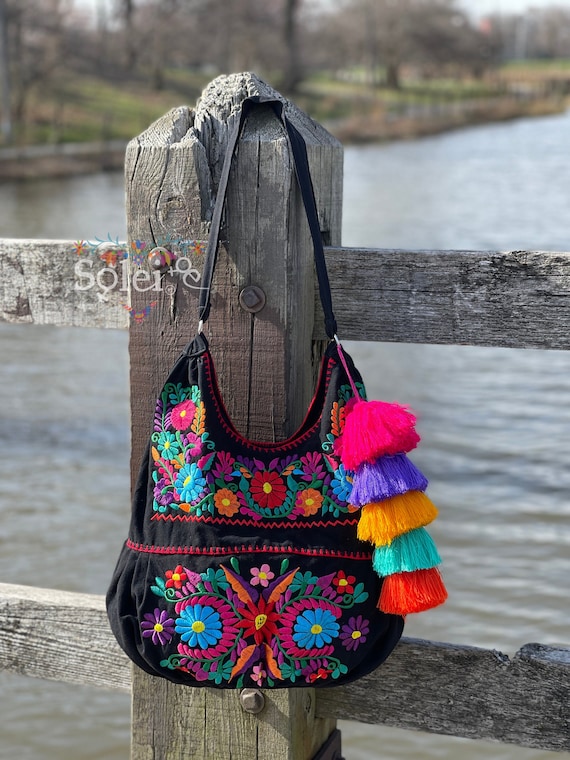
[176,595,240,657]
[214,488,240,517]
[175,604,223,648]
[165,565,188,589]
[332,570,356,595]
[171,400,196,431]
[251,663,267,686]
[156,431,181,460]
[212,451,235,479]
[141,608,175,645]
[250,471,287,509]
[330,464,353,503]
[183,432,203,460]
[250,564,275,587]
[176,462,206,502]
[235,595,279,646]
[153,477,174,506]
[340,615,369,651]
[300,451,326,481]
[305,663,332,683]
[296,488,323,516]
[292,607,340,649]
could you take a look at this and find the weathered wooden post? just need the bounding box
[125,73,343,759]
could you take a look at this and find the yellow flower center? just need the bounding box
[164,441,170,449]
[262,482,273,494]
[172,573,180,582]
[222,498,231,507]
[192,621,206,633]
[258,571,267,580]
[351,630,362,640]
[255,614,267,630]
[338,578,348,587]
[154,623,164,633]
[180,410,187,418]
[305,497,314,506]
[310,624,323,635]
[183,475,191,487]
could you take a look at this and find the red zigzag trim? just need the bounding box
[151,513,359,530]
[126,539,373,560]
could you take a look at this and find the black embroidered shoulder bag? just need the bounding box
[106,97,447,689]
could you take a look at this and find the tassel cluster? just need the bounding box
[337,398,447,616]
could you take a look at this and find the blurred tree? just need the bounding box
[3,0,69,129]
[0,0,11,141]
[317,0,496,89]
[283,0,301,92]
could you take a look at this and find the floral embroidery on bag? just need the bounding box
[146,558,370,687]
[151,383,359,521]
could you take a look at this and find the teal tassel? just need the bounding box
[372,527,441,576]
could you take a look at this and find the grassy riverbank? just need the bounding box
[5,64,570,149]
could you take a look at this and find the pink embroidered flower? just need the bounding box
[251,663,267,686]
[183,432,203,459]
[250,564,275,587]
[171,400,196,431]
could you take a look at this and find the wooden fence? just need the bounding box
[1,72,569,759]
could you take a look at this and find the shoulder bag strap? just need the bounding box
[197,96,338,340]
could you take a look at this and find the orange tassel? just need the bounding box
[356,491,438,546]
[378,567,448,615]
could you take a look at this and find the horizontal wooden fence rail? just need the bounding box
[1,239,569,349]
[1,582,568,752]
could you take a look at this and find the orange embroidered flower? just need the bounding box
[215,488,240,517]
[296,488,323,516]
[250,471,287,509]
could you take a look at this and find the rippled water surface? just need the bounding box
[0,110,569,759]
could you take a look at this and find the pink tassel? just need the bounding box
[335,399,420,471]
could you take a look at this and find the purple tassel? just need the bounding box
[350,454,428,507]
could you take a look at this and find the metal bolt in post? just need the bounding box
[239,688,265,714]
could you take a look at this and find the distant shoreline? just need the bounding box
[0,140,128,181]
[0,97,566,180]
[328,96,567,144]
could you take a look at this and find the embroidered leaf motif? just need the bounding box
[230,644,257,681]
[191,401,206,436]
[151,446,160,462]
[331,401,345,438]
[267,568,299,604]
[263,644,283,680]
[221,565,256,605]
[352,583,369,604]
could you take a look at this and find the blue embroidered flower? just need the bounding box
[156,431,180,460]
[331,465,352,503]
[292,607,339,649]
[175,604,223,648]
[176,462,206,502]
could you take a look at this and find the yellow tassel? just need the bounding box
[356,491,438,546]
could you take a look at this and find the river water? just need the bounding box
[0,110,569,759]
